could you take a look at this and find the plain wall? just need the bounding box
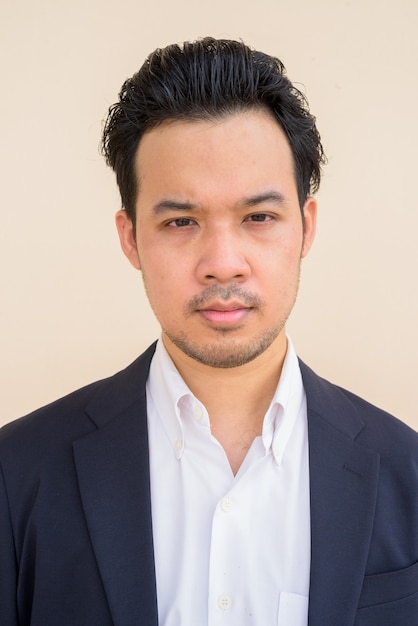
[1,0,417,430]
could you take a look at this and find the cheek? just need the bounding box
[264,239,302,272]
[139,242,195,293]
[141,262,183,312]
[263,248,301,296]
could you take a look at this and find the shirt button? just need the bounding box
[220,497,233,512]
[217,594,232,610]
[193,405,203,420]
[174,439,183,452]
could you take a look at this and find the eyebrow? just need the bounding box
[152,199,197,215]
[241,191,286,207]
[151,190,287,215]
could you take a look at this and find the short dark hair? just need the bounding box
[102,37,326,226]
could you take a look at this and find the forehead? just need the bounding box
[134,110,297,203]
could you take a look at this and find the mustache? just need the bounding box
[185,283,263,314]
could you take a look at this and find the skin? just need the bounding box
[116,109,316,473]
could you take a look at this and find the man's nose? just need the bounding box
[195,227,251,285]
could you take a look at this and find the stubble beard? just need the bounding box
[160,279,300,369]
[164,323,286,368]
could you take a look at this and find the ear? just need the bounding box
[301,196,317,258]
[115,210,141,270]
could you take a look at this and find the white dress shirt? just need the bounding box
[146,337,310,626]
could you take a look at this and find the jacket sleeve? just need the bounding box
[0,462,19,625]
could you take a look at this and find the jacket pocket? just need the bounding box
[358,560,418,608]
[355,591,418,626]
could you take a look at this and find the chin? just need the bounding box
[166,326,284,369]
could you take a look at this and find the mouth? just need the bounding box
[197,301,253,326]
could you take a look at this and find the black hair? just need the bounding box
[102,37,326,226]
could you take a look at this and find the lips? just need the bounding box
[197,301,252,325]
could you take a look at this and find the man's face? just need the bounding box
[116,109,316,369]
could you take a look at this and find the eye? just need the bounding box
[244,213,274,223]
[166,217,197,228]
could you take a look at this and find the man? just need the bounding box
[0,38,417,626]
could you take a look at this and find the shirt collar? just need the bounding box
[147,337,305,465]
[147,339,199,459]
[261,338,306,465]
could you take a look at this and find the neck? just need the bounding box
[162,332,288,472]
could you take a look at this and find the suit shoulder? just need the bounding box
[1,378,104,445]
[299,359,418,456]
[0,344,156,457]
[335,384,417,448]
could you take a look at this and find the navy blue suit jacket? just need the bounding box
[1,343,417,625]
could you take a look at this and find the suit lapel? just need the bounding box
[300,362,380,626]
[70,347,381,625]
[73,345,158,626]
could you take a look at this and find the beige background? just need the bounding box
[1,0,417,431]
